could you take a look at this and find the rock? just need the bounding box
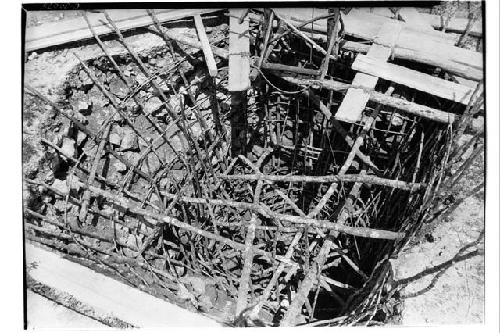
[123,233,139,256]
[177,284,197,303]
[123,98,140,114]
[143,97,163,115]
[66,174,82,191]
[113,157,127,173]
[76,131,87,146]
[155,58,168,68]
[158,81,170,93]
[168,95,182,112]
[79,69,93,86]
[112,110,123,123]
[124,151,141,166]
[159,177,170,189]
[190,122,203,139]
[101,204,114,216]
[108,78,129,99]
[60,137,76,159]
[27,52,38,61]
[119,128,139,152]
[135,73,148,85]
[106,72,118,83]
[83,143,98,157]
[109,132,122,146]
[456,134,473,147]
[281,130,294,146]
[220,101,230,112]
[70,111,88,125]
[88,86,109,108]
[196,93,211,109]
[390,114,404,127]
[51,179,69,195]
[169,135,185,152]
[53,199,71,212]
[141,153,161,174]
[76,100,92,116]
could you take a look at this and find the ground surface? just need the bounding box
[394,148,485,324]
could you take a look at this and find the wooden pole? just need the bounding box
[228,9,251,157]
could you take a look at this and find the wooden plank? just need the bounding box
[193,14,218,77]
[394,30,483,71]
[276,8,457,45]
[27,290,108,328]
[228,8,250,91]
[26,243,221,327]
[25,8,221,51]
[393,46,482,81]
[335,22,402,123]
[353,54,475,104]
[279,74,484,132]
[273,8,482,81]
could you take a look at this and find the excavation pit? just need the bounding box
[23,7,484,327]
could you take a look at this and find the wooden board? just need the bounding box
[273,8,483,81]
[394,30,483,71]
[275,8,457,45]
[194,14,218,77]
[353,54,476,104]
[228,9,250,91]
[26,243,221,327]
[335,22,402,123]
[25,8,221,51]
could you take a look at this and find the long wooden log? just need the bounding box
[218,173,425,191]
[277,74,484,132]
[353,54,476,105]
[26,176,406,241]
[262,62,320,76]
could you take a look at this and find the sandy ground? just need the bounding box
[394,149,485,325]
[396,197,484,324]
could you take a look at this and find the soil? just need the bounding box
[393,147,484,324]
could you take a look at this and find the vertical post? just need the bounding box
[318,8,340,80]
[228,9,251,157]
